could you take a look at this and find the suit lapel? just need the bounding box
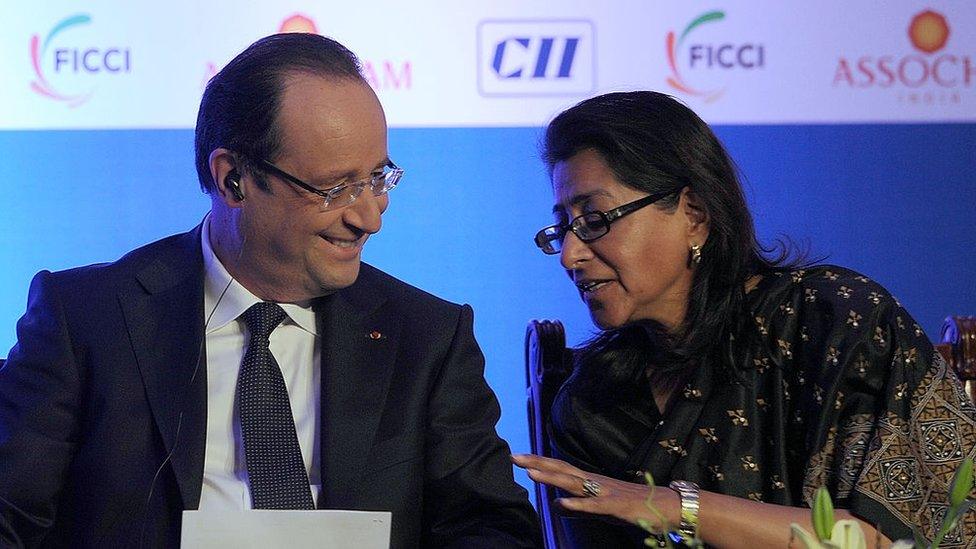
[120,227,207,510]
[317,266,401,508]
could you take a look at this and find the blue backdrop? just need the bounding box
[1,123,975,491]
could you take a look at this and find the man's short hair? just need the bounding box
[194,33,365,194]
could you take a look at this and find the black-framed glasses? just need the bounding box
[254,158,404,212]
[533,187,685,255]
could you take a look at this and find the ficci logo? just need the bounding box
[666,11,766,103]
[30,14,132,107]
[833,9,970,101]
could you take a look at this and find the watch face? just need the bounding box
[670,480,700,491]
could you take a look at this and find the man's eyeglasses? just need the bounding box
[254,158,404,212]
[533,187,684,255]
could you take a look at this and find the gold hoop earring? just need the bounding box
[689,244,703,267]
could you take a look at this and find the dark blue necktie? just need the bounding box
[238,302,314,509]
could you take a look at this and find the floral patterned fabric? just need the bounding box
[551,266,976,547]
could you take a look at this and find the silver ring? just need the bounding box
[581,478,602,497]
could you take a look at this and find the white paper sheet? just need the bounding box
[181,509,391,548]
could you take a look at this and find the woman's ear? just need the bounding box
[681,187,710,243]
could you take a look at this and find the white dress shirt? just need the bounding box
[197,217,322,510]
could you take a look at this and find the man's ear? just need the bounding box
[209,148,244,207]
[680,187,710,243]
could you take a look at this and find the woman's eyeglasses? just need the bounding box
[533,187,684,255]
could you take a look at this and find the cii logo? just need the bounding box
[478,20,595,96]
[30,14,131,107]
[666,11,765,103]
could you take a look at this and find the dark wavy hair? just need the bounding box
[194,33,364,194]
[543,91,798,400]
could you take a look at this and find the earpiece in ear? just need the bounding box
[225,171,244,201]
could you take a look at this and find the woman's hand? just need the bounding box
[511,453,679,530]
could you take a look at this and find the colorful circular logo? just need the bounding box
[280,14,317,34]
[30,14,94,107]
[908,10,950,54]
[666,11,726,103]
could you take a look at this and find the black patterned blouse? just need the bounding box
[551,266,976,548]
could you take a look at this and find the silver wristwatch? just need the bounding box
[668,479,701,541]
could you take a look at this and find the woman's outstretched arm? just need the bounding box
[512,453,893,549]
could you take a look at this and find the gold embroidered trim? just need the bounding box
[804,355,976,547]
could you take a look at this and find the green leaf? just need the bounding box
[813,487,836,541]
[791,524,825,549]
[948,458,974,507]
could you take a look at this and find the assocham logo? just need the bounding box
[833,9,971,105]
[30,14,131,107]
[665,10,765,103]
[202,14,412,92]
[279,14,411,91]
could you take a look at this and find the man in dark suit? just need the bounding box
[0,33,539,548]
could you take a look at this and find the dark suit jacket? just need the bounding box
[0,227,540,548]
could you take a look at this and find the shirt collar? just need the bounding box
[201,214,319,336]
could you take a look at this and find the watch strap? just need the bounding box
[668,479,701,542]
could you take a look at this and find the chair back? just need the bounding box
[939,316,976,402]
[525,320,574,549]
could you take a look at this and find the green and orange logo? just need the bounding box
[665,10,765,103]
[30,14,93,107]
[30,14,132,107]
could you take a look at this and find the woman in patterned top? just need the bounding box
[512,91,976,548]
